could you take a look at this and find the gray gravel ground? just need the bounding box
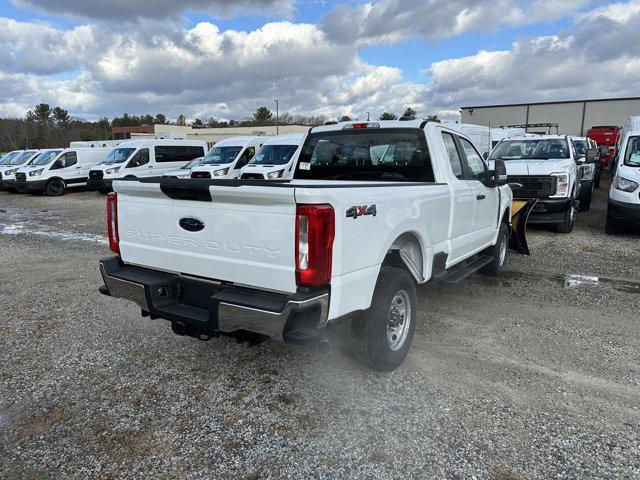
[0,180,639,479]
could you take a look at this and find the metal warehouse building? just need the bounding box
[460,97,640,136]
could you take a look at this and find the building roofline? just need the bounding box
[461,96,640,110]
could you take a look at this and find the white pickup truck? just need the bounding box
[489,134,597,233]
[98,120,529,371]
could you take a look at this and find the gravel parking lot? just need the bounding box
[0,178,639,479]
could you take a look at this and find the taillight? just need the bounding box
[107,192,119,254]
[295,204,334,287]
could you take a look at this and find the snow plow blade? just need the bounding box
[509,199,537,255]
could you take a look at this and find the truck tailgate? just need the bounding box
[115,180,298,293]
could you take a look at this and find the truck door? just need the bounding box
[441,132,476,261]
[458,137,499,248]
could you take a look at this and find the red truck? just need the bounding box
[587,125,621,168]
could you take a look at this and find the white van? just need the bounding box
[0,149,42,192]
[606,116,640,234]
[190,136,264,179]
[445,123,491,157]
[239,133,306,180]
[0,150,24,166]
[15,147,112,196]
[162,157,204,179]
[88,139,207,192]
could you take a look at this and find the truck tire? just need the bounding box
[556,204,575,234]
[351,267,417,371]
[578,183,593,212]
[480,222,509,276]
[46,178,65,196]
[605,214,620,235]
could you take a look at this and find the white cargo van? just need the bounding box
[190,136,263,179]
[445,124,491,157]
[88,139,207,192]
[0,149,42,192]
[15,147,112,196]
[0,150,24,166]
[606,116,640,234]
[162,157,204,179]
[239,133,306,180]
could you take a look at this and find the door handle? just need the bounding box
[476,194,486,200]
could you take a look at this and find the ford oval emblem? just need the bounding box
[179,217,205,232]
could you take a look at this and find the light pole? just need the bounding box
[274,98,279,135]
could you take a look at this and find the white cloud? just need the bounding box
[320,0,593,45]
[422,3,640,113]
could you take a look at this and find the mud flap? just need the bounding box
[509,199,537,255]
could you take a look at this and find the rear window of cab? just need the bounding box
[295,128,434,182]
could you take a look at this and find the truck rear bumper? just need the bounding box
[99,256,329,343]
[525,198,572,224]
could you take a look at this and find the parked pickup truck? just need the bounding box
[489,134,597,233]
[98,120,531,371]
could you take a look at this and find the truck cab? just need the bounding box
[88,139,207,192]
[191,136,263,179]
[239,133,306,180]
[489,134,586,233]
[587,125,620,169]
[606,116,640,234]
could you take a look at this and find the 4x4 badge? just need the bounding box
[346,205,377,219]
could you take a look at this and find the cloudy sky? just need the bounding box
[0,0,639,122]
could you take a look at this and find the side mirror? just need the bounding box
[492,159,507,187]
[482,151,489,160]
[51,160,62,169]
[586,148,598,163]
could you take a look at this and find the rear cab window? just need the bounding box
[295,128,434,182]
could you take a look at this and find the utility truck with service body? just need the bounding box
[489,134,597,233]
[15,147,112,195]
[98,120,529,371]
[606,116,640,234]
[240,134,305,180]
[191,136,263,179]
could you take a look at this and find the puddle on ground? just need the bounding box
[477,270,640,294]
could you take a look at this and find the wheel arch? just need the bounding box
[382,231,429,283]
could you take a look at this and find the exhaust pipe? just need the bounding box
[317,339,332,355]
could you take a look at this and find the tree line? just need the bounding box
[0,104,441,151]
